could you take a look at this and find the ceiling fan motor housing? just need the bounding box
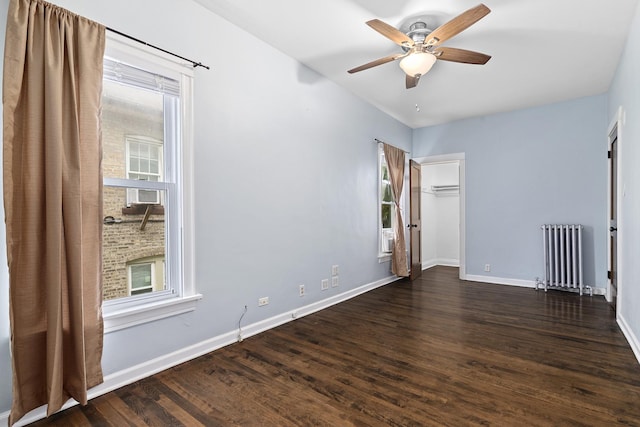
[402,21,433,51]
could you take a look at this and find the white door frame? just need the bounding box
[607,107,624,313]
[412,153,466,280]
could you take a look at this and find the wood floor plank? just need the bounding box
[27,267,640,426]
[90,394,143,427]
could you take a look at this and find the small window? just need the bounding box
[379,144,402,255]
[129,263,154,295]
[127,255,166,296]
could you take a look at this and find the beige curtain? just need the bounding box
[3,0,105,423]
[383,144,409,277]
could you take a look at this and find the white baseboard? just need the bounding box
[463,274,607,296]
[422,259,460,270]
[464,274,537,288]
[618,313,640,365]
[1,275,399,427]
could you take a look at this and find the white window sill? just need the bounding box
[378,254,392,263]
[103,293,202,334]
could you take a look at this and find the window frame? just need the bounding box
[378,143,404,260]
[101,33,200,333]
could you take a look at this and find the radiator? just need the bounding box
[535,224,592,296]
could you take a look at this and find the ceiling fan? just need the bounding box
[348,3,492,89]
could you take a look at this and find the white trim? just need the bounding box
[105,33,195,80]
[618,313,640,365]
[378,254,392,263]
[103,177,169,190]
[3,275,399,426]
[180,72,196,300]
[422,258,460,270]
[463,274,606,295]
[607,107,624,308]
[104,293,202,333]
[459,160,466,278]
[412,153,465,164]
[422,259,437,270]
[413,153,466,280]
[464,274,537,288]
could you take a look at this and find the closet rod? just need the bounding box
[106,27,210,70]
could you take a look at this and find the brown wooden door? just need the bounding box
[609,131,618,312]
[409,160,422,280]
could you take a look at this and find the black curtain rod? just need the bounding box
[374,138,410,154]
[106,27,210,70]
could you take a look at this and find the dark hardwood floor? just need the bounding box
[29,266,640,426]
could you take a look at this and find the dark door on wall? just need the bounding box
[609,129,618,312]
[409,160,422,281]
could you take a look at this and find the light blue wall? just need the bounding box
[608,0,640,357]
[413,95,608,286]
[0,0,411,413]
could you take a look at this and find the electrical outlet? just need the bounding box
[484,264,491,272]
[332,276,339,287]
[332,265,339,276]
[299,284,305,296]
[258,297,269,306]
[321,279,329,291]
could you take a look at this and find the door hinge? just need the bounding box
[608,270,612,279]
[608,150,612,159]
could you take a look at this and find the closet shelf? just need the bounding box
[423,184,459,196]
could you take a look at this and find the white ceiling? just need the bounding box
[193,0,639,128]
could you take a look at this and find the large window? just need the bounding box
[101,35,198,332]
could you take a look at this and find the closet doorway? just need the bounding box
[413,153,465,279]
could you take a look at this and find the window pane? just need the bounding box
[381,203,392,229]
[140,158,150,173]
[102,79,164,180]
[138,189,159,203]
[131,264,152,289]
[381,163,389,181]
[382,183,393,202]
[140,143,149,159]
[129,157,139,172]
[102,186,166,301]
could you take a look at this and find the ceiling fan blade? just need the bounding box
[348,53,405,74]
[406,74,420,89]
[426,3,491,46]
[434,47,491,64]
[366,19,414,47]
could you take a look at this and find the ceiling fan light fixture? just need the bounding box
[399,52,436,77]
